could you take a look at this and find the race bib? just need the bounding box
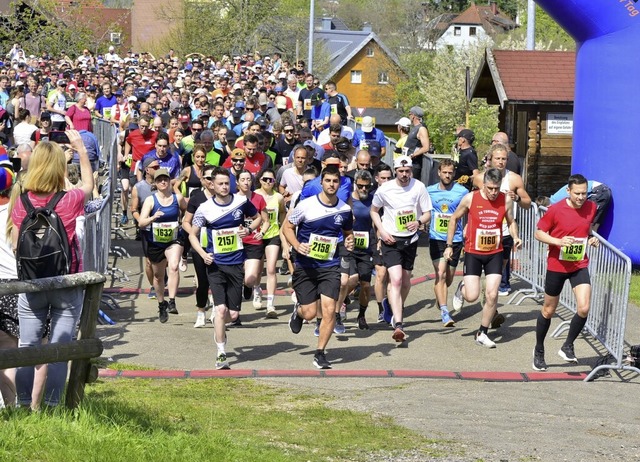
[303,98,311,111]
[475,228,500,252]
[308,233,337,261]
[330,103,338,114]
[213,227,243,254]
[560,238,587,261]
[267,207,278,225]
[395,208,416,232]
[124,153,133,168]
[353,231,369,250]
[104,107,112,119]
[152,221,178,243]
[434,212,451,234]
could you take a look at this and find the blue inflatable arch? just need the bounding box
[535,0,640,263]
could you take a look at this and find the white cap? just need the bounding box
[393,155,413,169]
[361,116,374,133]
[395,117,411,128]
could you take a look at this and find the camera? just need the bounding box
[49,131,70,144]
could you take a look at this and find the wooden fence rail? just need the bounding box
[0,272,106,409]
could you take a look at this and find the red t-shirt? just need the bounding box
[464,190,506,255]
[242,192,266,246]
[537,199,596,273]
[11,188,85,272]
[222,151,268,175]
[126,129,158,161]
[65,105,93,132]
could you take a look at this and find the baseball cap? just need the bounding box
[393,155,413,169]
[232,83,242,90]
[456,128,475,144]
[142,157,157,169]
[128,96,138,103]
[178,114,190,122]
[275,96,287,110]
[154,168,171,180]
[57,79,67,87]
[258,93,268,106]
[0,153,15,192]
[361,116,374,133]
[114,89,123,96]
[255,116,268,128]
[40,111,51,120]
[336,140,351,152]
[230,148,246,159]
[86,85,97,92]
[230,107,243,119]
[395,117,411,128]
[409,106,424,118]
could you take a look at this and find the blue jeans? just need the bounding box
[16,287,83,407]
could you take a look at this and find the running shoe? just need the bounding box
[498,288,510,297]
[392,326,407,342]
[377,312,385,323]
[441,310,455,327]
[179,257,188,272]
[313,319,321,337]
[475,331,496,348]
[313,351,332,369]
[225,316,242,328]
[215,353,230,370]
[382,297,392,324]
[120,213,128,225]
[252,287,263,309]
[158,301,168,323]
[289,303,303,334]
[279,260,290,275]
[167,299,178,314]
[194,311,206,328]
[334,312,346,334]
[490,312,505,329]
[266,307,278,319]
[148,288,157,299]
[532,348,548,371]
[357,316,369,330]
[451,280,464,314]
[558,344,578,363]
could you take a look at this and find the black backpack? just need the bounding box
[16,191,76,280]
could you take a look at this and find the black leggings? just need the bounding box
[192,250,209,308]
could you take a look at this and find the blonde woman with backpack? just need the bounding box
[8,130,93,409]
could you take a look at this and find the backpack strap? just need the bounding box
[45,191,67,212]
[19,192,35,216]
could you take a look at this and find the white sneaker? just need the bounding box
[475,332,496,348]
[194,312,206,328]
[252,287,263,309]
[266,307,278,319]
[179,257,188,272]
[451,280,465,314]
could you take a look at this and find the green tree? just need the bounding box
[398,45,498,153]
[0,0,96,56]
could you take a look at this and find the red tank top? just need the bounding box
[464,190,506,255]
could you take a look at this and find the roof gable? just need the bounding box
[450,3,516,31]
[471,49,576,107]
[314,29,403,82]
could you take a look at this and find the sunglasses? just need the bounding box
[356,184,371,189]
[261,178,275,183]
[147,165,160,170]
[232,159,245,163]
[283,129,294,133]
[202,176,213,181]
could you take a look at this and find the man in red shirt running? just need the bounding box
[532,174,598,371]
[444,168,521,348]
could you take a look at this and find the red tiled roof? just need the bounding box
[493,50,575,102]
[453,4,483,24]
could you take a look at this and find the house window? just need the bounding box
[366,46,374,57]
[454,26,461,36]
[350,70,362,84]
[110,32,121,44]
[469,27,477,36]
[378,72,389,84]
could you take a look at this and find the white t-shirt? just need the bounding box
[280,167,304,194]
[372,178,432,237]
[12,122,37,146]
[316,126,354,145]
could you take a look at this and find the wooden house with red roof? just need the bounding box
[470,48,576,197]
[426,1,516,50]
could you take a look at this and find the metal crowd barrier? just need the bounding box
[84,119,125,323]
[509,205,639,381]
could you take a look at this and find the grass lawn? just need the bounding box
[0,378,449,462]
[630,272,640,306]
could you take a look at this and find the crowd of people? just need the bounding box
[0,44,608,406]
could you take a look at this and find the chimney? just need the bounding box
[362,22,372,33]
[490,1,498,15]
[321,17,333,31]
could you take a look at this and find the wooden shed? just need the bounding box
[470,48,575,198]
